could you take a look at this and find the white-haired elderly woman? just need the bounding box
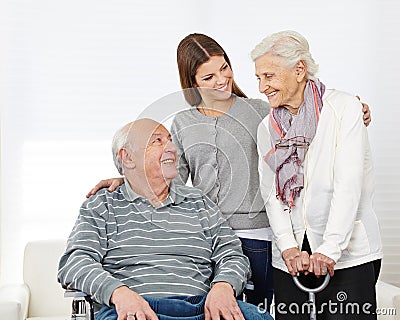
[254,30,383,320]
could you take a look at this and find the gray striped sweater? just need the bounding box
[58,181,250,308]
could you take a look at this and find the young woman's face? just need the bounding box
[194,55,233,101]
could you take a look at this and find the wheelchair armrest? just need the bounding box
[64,289,94,320]
[64,289,90,298]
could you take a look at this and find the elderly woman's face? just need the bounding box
[255,53,306,111]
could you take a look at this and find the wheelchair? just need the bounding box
[64,289,94,320]
[64,282,256,320]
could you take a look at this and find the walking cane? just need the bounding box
[292,274,330,320]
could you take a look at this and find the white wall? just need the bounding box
[1,0,399,286]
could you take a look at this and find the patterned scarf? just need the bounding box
[264,80,325,208]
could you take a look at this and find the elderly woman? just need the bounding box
[254,31,383,320]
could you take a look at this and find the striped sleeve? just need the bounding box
[57,192,123,306]
[202,196,251,295]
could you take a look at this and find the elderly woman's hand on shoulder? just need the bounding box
[358,96,372,127]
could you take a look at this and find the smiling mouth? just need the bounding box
[267,91,277,97]
[216,83,230,92]
[161,159,174,164]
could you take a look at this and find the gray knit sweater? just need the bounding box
[170,97,270,230]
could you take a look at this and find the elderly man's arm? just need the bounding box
[59,191,160,319]
[58,192,125,306]
[204,282,245,320]
[110,286,158,320]
[200,196,250,320]
[204,196,250,294]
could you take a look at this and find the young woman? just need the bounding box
[171,34,273,310]
[86,33,371,311]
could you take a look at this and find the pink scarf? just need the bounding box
[264,80,325,208]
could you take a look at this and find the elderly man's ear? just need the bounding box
[119,148,136,170]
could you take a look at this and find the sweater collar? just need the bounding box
[121,177,185,206]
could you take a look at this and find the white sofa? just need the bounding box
[377,280,400,320]
[0,240,72,320]
[0,240,399,320]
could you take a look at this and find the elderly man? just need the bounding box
[58,118,271,320]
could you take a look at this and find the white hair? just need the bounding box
[111,122,134,175]
[250,30,319,81]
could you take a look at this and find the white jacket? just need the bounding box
[257,89,383,272]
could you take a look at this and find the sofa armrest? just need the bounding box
[0,283,30,320]
[377,280,400,320]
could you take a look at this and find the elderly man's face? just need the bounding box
[255,53,304,110]
[131,120,178,182]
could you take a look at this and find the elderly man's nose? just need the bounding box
[259,80,269,93]
[164,140,177,152]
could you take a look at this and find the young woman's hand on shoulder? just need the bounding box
[86,177,124,198]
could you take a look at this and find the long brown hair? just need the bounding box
[177,33,247,106]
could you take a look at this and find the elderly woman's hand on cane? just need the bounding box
[308,253,336,277]
[282,247,311,276]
